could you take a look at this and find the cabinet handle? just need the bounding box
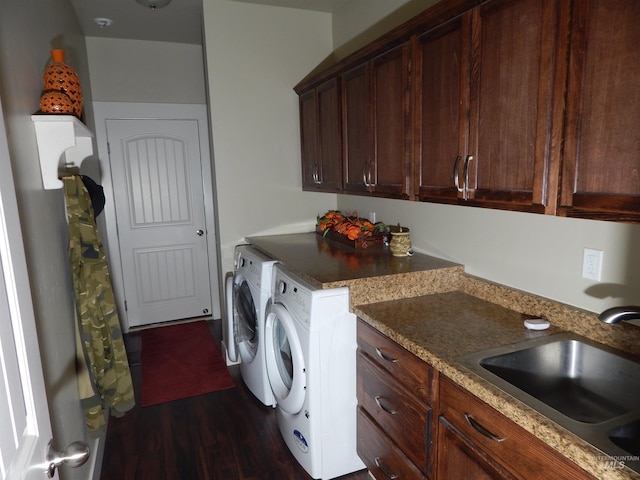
[464,413,506,443]
[312,164,321,184]
[375,395,398,415]
[374,457,399,479]
[375,347,397,363]
[453,155,463,192]
[362,161,374,187]
[463,155,472,200]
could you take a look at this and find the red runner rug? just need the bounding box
[140,321,235,406]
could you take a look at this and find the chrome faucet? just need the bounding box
[598,306,640,324]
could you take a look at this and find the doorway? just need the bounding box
[94,103,220,331]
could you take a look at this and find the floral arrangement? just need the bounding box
[317,210,387,241]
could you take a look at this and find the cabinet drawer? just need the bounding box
[439,376,596,480]
[358,408,427,480]
[357,319,431,404]
[358,352,429,472]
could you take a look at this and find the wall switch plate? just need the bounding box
[369,212,376,223]
[582,248,603,281]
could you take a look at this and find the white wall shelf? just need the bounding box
[31,115,94,189]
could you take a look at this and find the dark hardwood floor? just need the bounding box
[100,321,371,480]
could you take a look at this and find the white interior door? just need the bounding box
[107,119,212,328]
[0,105,54,478]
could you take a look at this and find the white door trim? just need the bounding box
[0,93,54,478]
[93,102,220,332]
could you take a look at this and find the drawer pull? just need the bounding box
[375,395,398,415]
[375,347,398,363]
[464,413,506,443]
[374,456,399,479]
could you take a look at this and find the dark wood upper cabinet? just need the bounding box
[299,78,343,192]
[342,42,412,199]
[295,0,639,223]
[467,0,565,212]
[342,63,371,195]
[414,14,470,203]
[559,0,640,221]
[416,0,568,213]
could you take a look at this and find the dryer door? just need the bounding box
[233,275,258,362]
[265,302,306,414]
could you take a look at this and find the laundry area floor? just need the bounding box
[100,321,370,480]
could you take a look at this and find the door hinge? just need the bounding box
[107,142,111,155]
[124,300,128,311]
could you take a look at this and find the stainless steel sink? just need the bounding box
[457,333,640,472]
[479,336,640,423]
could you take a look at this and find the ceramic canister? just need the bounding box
[389,225,413,257]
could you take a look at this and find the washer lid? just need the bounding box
[265,302,306,414]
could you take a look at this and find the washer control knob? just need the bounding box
[278,280,287,294]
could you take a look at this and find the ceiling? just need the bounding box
[69,0,346,45]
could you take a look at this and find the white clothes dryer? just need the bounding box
[225,245,278,407]
[264,264,365,479]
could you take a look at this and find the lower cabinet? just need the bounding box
[358,409,427,480]
[437,375,596,480]
[437,415,516,480]
[356,319,598,480]
[357,320,433,479]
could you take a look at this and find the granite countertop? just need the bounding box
[354,292,640,480]
[246,232,461,286]
[246,232,464,305]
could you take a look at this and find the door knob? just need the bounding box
[196,229,204,236]
[47,440,90,478]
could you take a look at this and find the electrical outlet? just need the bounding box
[369,212,376,223]
[582,248,603,281]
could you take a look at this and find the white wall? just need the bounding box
[0,1,101,479]
[86,37,207,104]
[202,0,337,273]
[331,1,640,315]
[332,0,440,54]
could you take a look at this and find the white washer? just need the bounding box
[225,245,277,407]
[264,264,365,479]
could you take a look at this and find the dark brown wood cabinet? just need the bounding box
[437,376,596,480]
[356,319,433,479]
[465,0,566,212]
[295,0,639,223]
[416,0,568,213]
[437,416,516,480]
[559,0,640,221]
[342,42,412,198]
[414,12,470,204]
[299,78,343,192]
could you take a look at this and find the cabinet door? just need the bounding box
[415,14,470,203]
[299,89,319,189]
[300,79,343,192]
[359,409,427,480]
[439,376,596,480]
[342,63,372,195]
[342,43,411,198]
[466,0,565,212]
[357,353,429,473]
[437,416,516,480]
[560,0,640,221]
[372,43,412,198]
